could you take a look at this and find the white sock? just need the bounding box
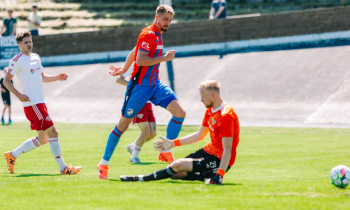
[100,159,109,166]
[12,137,41,158]
[131,145,141,158]
[48,138,66,172]
[130,141,136,148]
[164,149,172,153]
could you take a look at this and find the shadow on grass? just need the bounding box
[130,162,155,165]
[167,180,242,185]
[14,173,62,177]
[108,179,241,186]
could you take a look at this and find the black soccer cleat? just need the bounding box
[120,175,140,182]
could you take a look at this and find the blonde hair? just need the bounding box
[156,5,175,16]
[198,80,220,93]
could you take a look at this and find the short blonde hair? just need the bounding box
[156,5,175,16]
[198,80,220,93]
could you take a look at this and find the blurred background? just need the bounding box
[1,0,350,127]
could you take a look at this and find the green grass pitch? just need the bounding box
[1,123,350,210]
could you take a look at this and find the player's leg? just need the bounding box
[147,122,157,140]
[8,103,11,124]
[130,122,150,163]
[99,84,152,173]
[44,125,81,174]
[1,104,7,124]
[120,158,195,182]
[151,83,186,164]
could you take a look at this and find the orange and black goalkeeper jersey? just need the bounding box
[202,102,240,166]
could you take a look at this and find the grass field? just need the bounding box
[1,123,350,210]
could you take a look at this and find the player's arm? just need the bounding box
[214,6,225,19]
[3,73,30,102]
[209,7,215,19]
[41,72,68,83]
[205,136,232,185]
[0,24,4,36]
[109,47,136,76]
[154,126,209,151]
[136,50,175,67]
[116,75,128,86]
[10,23,17,36]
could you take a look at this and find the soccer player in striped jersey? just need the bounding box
[98,5,186,179]
[120,80,240,185]
[3,31,81,175]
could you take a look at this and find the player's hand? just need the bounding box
[17,94,30,102]
[163,50,175,61]
[209,15,214,20]
[153,136,174,152]
[205,174,223,185]
[109,65,125,76]
[57,73,68,81]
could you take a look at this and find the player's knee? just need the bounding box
[174,109,186,118]
[141,130,151,138]
[169,159,186,172]
[148,131,157,140]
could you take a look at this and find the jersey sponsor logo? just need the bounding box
[156,45,163,49]
[127,108,134,116]
[30,69,34,74]
[137,114,144,119]
[141,42,150,50]
[46,116,51,121]
[34,67,41,71]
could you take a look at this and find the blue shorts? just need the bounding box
[121,81,177,118]
[30,30,39,36]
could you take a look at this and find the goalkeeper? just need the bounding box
[120,80,240,185]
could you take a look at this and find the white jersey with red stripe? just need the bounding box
[7,52,45,107]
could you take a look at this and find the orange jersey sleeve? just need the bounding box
[218,115,234,137]
[136,29,156,55]
[202,109,210,127]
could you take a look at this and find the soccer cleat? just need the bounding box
[60,165,81,175]
[97,164,109,180]
[8,118,12,124]
[130,157,141,163]
[4,151,16,173]
[126,144,133,155]
[1,117,4,125]
[120,175,139,182]
[158,152,175,164]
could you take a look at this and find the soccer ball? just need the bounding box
[330,165,350,188]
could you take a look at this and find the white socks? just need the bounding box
[164,149,172,153]
[12,137,41,158]
[48,138,66,172]
[131,145,141,158]
[100,159,109,166]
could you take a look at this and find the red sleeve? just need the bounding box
[219,115,234,137]
[138,32,155,54]
[202,109,210,127]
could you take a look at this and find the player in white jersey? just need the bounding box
[3,31,81,175]
[116,64,157,163]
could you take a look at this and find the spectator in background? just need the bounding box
[1,67,12,125]
[209,0,227,19]
[27,4,42,36]
[0,8,17,37]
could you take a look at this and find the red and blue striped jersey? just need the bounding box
[131,24,164,86]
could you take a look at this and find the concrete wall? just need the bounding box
[32,6,350,57]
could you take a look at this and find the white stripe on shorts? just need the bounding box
[32,105,43,120]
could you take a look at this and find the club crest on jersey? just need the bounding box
[137,114,144,119]
[46,116,51,121]
[212,118,216,125]
[141,42,150,50]
[127,108,134,116]
[30,69,34,74]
